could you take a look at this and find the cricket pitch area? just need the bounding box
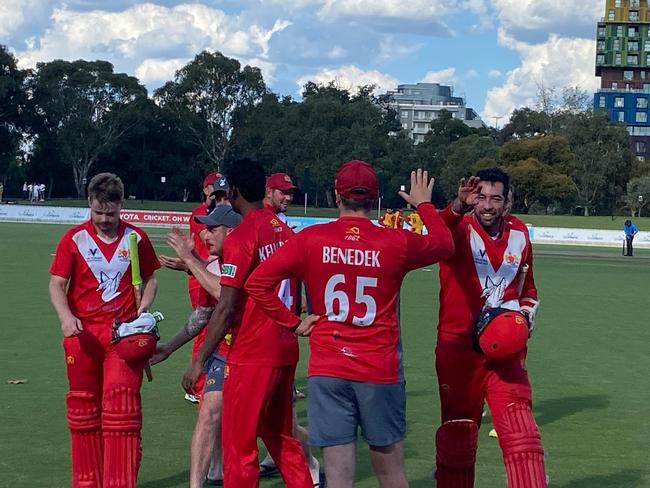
[2,222,650,487]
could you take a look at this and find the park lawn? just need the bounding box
[1,222,650,487]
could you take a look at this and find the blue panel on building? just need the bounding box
[594,92,650,125]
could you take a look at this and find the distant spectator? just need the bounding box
[624,219,638,257]
[22,181,28,200]
[0,182,4,203]
[31,183,39,203]
[39,183,46,201]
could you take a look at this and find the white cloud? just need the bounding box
[135,58,187,85]
[483,31,598,120]
[0,0,49,38]
[421,67,456,86]
[296,65,398,95]
[317,0,461,20]
[378,36,424,61]
[489,0,601,42]
[16,3,289,86]
[488,69,502,78]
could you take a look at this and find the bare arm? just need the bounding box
[166,231,222,299]
[138,274,158,314]
[181,286,240,393]
[150,306,214,365]
[183,254,222,300]
[49,275,83,337]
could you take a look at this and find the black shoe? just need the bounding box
[205,477,223,486]
[315,471,326,487]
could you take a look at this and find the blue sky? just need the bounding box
[1,0,604,123]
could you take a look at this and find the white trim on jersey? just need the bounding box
[72,228,140,303]
[469,226,526,309]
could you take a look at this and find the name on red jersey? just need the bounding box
[259,240,286,262]
[322,246,380,267]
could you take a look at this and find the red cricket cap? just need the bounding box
[266,173,297,191]
[203,172,221,188]
[335,160,378,200]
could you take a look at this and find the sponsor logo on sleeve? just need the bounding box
[221,264,237,278]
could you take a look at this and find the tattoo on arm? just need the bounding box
[183,306,214,337]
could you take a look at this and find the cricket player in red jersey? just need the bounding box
[183,172,224,402]
[265,172,296,223]
[183,158,312,488]
[245,161,454,488]
[435,167,545,487]
[49,173,160,488]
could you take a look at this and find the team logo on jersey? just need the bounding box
[503,252,520,266]
[473,249,488,266]
[87,247,102,262]
[221,264,237,278]
[117,248,130,261]
[345,226,361,241]
[270,218,281,227]
[97,271,122,302]
[137,338,150,347]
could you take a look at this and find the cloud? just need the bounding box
[421,67,457,86]
[0,0,51,40]
[317,0,460,21]
[488,69,502,78]
[16,3,289,88]
[483,31,598,120]
[296,64,398,95]
[378,36,424,61]
[490,0,602,43]
[135,58,187,84]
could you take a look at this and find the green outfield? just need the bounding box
[2,222,650,487]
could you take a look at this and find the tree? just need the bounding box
[154,51,266,173]
[562,111,632,216]
[229,83,404,207]
[0,45,26,188]
[626,176,650,216]
[438,134,498,200]
[27,60,147,197]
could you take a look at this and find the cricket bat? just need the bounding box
[129,233,153,382]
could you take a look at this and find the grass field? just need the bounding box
[3,222,650,487]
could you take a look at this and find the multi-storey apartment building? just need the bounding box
[595,0,650,160]
[385,83,485,144]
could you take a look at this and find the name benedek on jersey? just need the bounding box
[323,246,381,268]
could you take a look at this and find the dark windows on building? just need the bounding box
[618,111,626,122]
[630,11,639,22]
[630,41,640,52]
[637,98,648,108]
[625,70,634,80]
[615,97,625,108]
[629,26,638,38]
[628,55,639,65]
[636,141,647,153]
[600,96,606,108]
[636,112,648,123]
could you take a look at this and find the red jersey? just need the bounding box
[50,220,160,327]
[245,203,454,384]
[189,203,213,307]
[438,206,537,339]
[219,207,299,367]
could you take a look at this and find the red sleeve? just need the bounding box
[137,231,160,279]
[49,232,75,279]
[519,241,538,303]
[220,229,255,289]
[245,234,304,329]
[402,203,454,271]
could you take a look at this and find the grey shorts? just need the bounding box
[307,376,406,447]
[203,354,226,393]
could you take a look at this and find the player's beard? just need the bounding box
[476,210,502,234]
